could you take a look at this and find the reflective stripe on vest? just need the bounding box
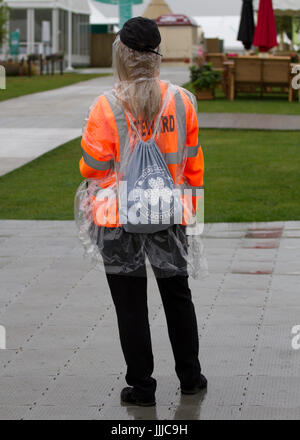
[174,90,186,164]
[104,93,129,160]
[164,143,200,164]
[187,143,200,158]
[81,147,114,171]
[178,89,201,159]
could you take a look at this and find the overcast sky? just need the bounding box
[95,0,244,18]
[158,0,243,16]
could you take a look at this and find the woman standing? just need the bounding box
[76,17,207,407]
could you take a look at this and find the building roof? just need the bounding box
[143,0,172,20]
[156,14,197,27]
[7,0,90,14]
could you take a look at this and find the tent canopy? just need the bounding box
[89,0,118,24]
[143,0,173,20]
[194,16,242,52]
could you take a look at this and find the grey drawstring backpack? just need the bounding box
[119,102,183,234]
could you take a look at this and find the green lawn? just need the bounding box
[0,130,299,222]
[0,138,83,220]
[184,82,300,115]
[201,130,299,223]
[0,73,110,101]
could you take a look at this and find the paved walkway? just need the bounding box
[198,112,300,131]
[0,75,114,177]
[0,220,300,420]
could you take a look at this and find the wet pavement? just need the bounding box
[0,220,300,420]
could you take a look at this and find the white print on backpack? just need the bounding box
[127,165,182,226]
[291,325,300,350]
[145,177,173,206]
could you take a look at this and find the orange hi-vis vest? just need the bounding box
[80,81,204,227]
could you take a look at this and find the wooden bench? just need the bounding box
[228,56,295,102]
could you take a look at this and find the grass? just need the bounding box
[0,130,299,223]
[0,138,83,220]
[0,73,110,102]
[201,129,300,223]
[184,82,300,115]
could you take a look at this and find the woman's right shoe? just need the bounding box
[120,387,156,407]
[181,373,208,395]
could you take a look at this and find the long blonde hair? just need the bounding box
[114,36,162,125]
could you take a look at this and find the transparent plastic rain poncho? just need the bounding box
[74,37,208,279]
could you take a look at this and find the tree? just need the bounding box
[276,16,293,40]
[0,0,9,47]
[276,15,300,50]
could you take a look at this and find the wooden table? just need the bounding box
[222,56,299,102]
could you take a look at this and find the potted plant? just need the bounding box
[1,59,23,76]
[189,63,221,100]
[291,52,300,63]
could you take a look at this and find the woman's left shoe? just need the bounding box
[120,387,156,407]
[181,373,208,395]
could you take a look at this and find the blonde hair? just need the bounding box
[114,37,162,125]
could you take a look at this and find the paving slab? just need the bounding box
[198,112,300,130]
[239,406,300,420]
[0,219,300,420]
[170,403,242,421]
[252,346,300,377]
[244,376,300,408]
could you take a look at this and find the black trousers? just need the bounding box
[106,271,202,398]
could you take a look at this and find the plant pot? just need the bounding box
[195,88,215,100]
[2,63,21,76]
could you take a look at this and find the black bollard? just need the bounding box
[27,58,31,77]
[40,55,43,75]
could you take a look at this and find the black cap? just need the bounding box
[120,17,162,56]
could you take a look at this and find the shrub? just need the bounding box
[189,63,221,91]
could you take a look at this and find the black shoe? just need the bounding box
[120,387,156,407]
[181,374,208,395]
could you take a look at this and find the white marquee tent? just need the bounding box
[193,16,242,53]
[254,0,300,14]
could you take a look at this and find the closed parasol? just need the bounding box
[238,0,255,51]
[253,0,278,52]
